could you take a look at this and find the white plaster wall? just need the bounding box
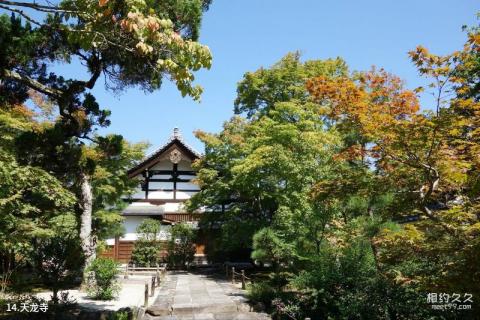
[178,160,192,171]
[149,181,174,189]
[151,174,171,179]
[130,188,145,199]
[120,216,171,241]
[178,174,195,180]
[151,160,172,170]
[122,216,147,240]
[148,190,174,199]
[164,202,182,212]
[176,191,198,200]
[177,182,199,190]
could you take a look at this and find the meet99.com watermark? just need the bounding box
[427,292,473,311]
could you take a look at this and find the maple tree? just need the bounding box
[307,22,480,312]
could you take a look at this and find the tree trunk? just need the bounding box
[78,172,96,271]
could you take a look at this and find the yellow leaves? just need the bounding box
[465,222,480,237]
[146,17,160,32]
[467,32,480,47]
[413,86,424,94]
[135,41,153,54]
[307,68,421,163]
[71,109,88,130]
[98,0,109,7]
[119,19,131,32]
[377,224,424,247]
[391,269,417,286]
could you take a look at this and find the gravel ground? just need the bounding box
[35,275,160,311]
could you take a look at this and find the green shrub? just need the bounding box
[131,218,162,267]
[166,223,196,269]
[32,235,84,303]
[107,309,132,320]
[247,281,276,306]
[86,258,120,300]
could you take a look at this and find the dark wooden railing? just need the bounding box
[225,265,253,290]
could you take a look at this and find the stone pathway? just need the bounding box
[144,271,270,320]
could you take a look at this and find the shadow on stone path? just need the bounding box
[144,270,270,320]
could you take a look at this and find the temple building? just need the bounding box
[103,128,206,264]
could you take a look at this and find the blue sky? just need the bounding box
[87,0,479,152]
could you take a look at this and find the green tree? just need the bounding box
[234,52,347,118]
[0,0,212,270]
[187,100,341,257]
[0,103,76,293]
[166,223,196,269]
[89,137,149,242]
[131,218,163,267]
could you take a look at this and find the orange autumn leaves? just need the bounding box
[306,68,420,140]
[306,68,422,166]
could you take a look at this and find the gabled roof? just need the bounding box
[128,128,201,177]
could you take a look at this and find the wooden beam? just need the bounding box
[148,178,192,183]
[149,170,196,176]
[173,163,178,200]
[147,188,200,192]
[145,169,150,199]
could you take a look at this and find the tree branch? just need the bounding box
[2,69,62,98]
[0,3,42,26]
[0,0,78,14]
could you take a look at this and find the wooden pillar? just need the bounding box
[173,163,178,200]
[150,276,156,297]
[241,270,246,290]
[144,282,149,307]
[231,267,235,284]
[114,236,120,261]
[144,169,150,199]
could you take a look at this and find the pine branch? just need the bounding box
[0,0,79,14]
[0,3,42,26]
[2,69,62,98]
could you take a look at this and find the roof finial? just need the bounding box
[172,127,181,139]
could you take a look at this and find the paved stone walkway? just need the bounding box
[144,271,270,320]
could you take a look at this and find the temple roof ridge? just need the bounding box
[144,127,201,159]
[128,127,201,177]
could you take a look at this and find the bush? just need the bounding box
[32,235,84,303]
[166,223,196,269]
[247,281,276,306]
[131,218,162,267]
[86,258,120,300]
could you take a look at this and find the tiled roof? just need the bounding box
[128,128,201,176]
[144,127,201,159]
[122,204,165,215]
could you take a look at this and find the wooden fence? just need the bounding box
[225,265,253,290]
